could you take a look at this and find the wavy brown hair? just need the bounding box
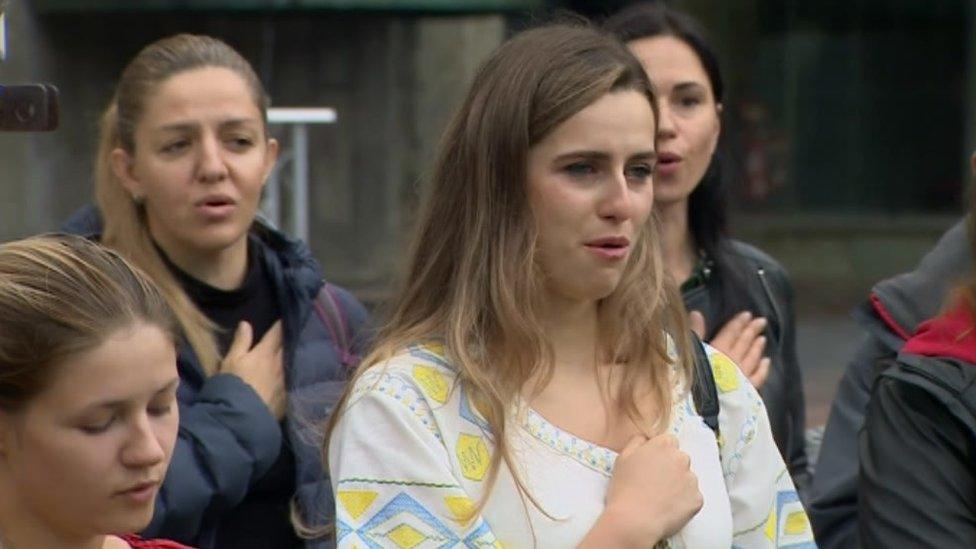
[95,33,270,375]
[325,21,693,517]
[0,235,176,413]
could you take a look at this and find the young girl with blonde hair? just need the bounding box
[0,235,189,549]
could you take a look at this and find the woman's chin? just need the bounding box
[97,508,156,538]
[652,180,698,208]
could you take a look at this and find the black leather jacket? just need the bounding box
[682,239,810,495]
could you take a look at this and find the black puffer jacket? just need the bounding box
[859,304,976,547]
[808,219,970,548]
[683,239,810,494]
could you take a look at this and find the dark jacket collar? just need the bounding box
[60,203,321,287]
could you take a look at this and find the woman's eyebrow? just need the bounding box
[673,81,707,93]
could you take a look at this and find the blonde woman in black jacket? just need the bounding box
[606,2,810,494]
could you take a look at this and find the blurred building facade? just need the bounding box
[1,0,974,310]
[559,0,975,311]
[0,0,523,302]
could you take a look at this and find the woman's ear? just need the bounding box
[261,138,280,186]
[708,102,723,154]
[110,148,146,203]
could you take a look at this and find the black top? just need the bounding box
[166,238,280,353]
[162,239,303,549]
[859,363,976,547]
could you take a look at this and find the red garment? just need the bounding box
[870,292,913,341]
[902,299,976,364]
[118,535,196,549]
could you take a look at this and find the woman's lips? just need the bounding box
[584,236,630,261]
[116,481,159,505]
[196,198,237,220]
[585,245,629,260]
[656,152,682,178]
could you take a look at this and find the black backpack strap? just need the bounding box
[690,331,721,437]
[312,283,360,369]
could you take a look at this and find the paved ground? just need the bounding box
[796,312,863,427]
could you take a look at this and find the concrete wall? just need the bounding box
[0,0,503,302]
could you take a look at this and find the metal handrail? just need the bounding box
[264,107,338,245]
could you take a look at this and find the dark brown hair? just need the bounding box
[606,2,758,331]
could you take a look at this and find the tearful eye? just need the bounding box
[565,162,596,177]
[625,164,654,181]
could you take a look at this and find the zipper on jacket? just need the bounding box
[756,267,784,340]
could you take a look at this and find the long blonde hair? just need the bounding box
[325,21,694,514]
[0,235,176,412]
[95,34,270,375]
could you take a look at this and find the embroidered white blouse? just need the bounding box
[328,342,815,548]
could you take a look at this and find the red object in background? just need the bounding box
[119,535,197,549]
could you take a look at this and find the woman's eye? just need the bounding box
[564,162,595,177]
[161,140,190,154]
[80,416,115,435]
[626,164,654,181]
[677,96,702,108]
[148,404,173,418]
[227,136,255,150]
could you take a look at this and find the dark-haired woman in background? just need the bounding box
[606,2,810,494]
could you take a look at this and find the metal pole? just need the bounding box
[267,108,336,245]
[292,123,309,244]
[264,169,281,229]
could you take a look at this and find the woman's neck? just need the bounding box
[151,230,250,291]
[537,294,600,379]
[657,199,697,285]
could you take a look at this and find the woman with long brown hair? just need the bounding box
[63,34,370,547]
[326,22,811,547]
[0,235,189,549]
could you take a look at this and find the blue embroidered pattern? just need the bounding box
[352,369,443,442]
